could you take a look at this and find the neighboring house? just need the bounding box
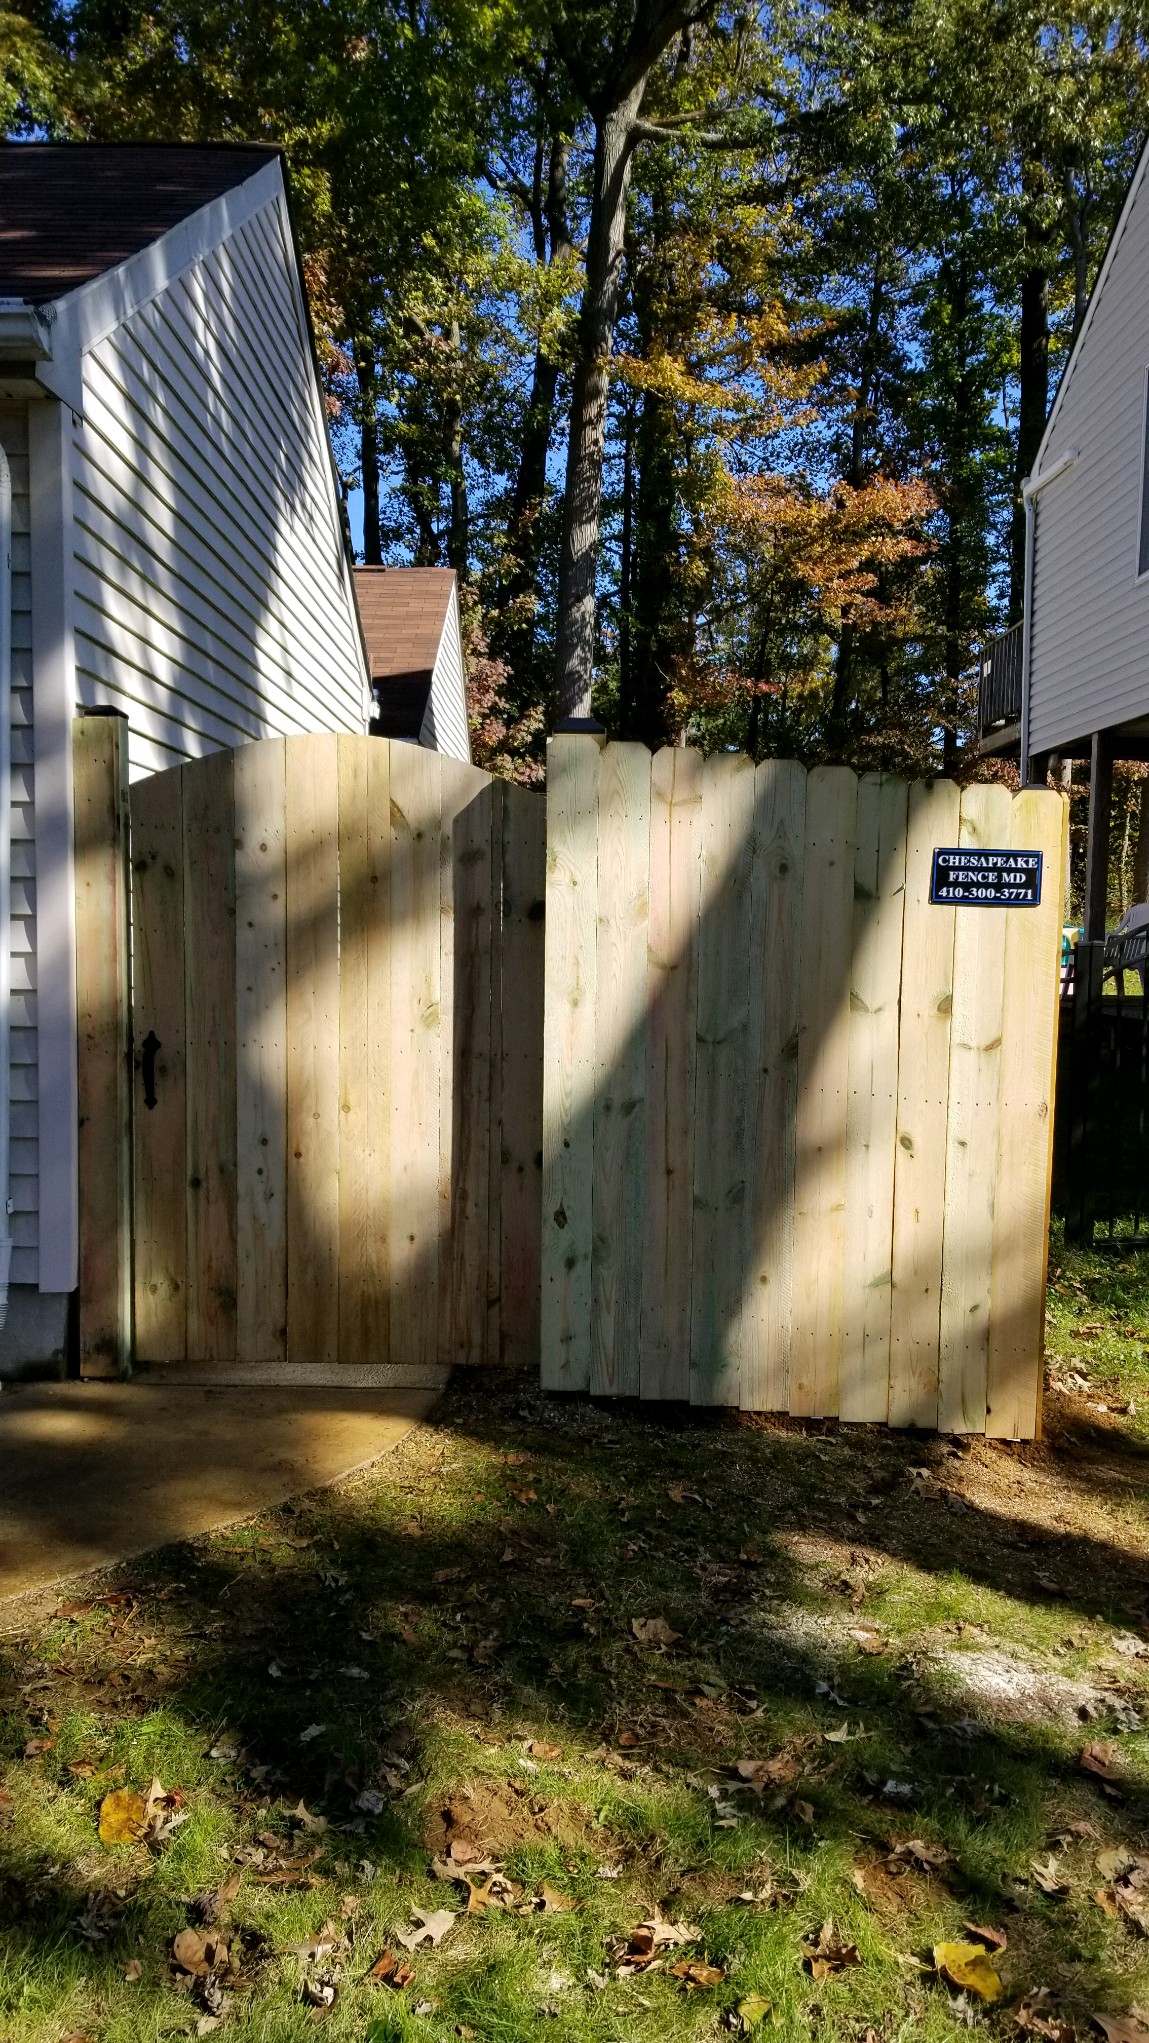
[976,127,1149,936]
[354,565,471,762]
[0,140,375,1371]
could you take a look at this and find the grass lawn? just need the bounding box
[3,1235,1149,2043]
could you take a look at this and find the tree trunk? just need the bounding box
[1135,776,1149,904]
[355,338,381,566]
[554,90,644,722]
[1009,265,1050,617]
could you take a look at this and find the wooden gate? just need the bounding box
[126,734,543,1379]
[542,740,1067,1437]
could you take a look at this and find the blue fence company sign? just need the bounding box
[929,847,1043,907]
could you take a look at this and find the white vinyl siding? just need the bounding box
[0,404,38,1284]
[419,590,471,761]
[70,195,367,779]
[1030,157,1149,756]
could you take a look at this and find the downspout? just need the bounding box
[0,448,13,1325]
[1019,449,1079,786]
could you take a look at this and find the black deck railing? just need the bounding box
[978,621,1024,735]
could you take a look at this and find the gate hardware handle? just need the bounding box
[141,1030,161,1111]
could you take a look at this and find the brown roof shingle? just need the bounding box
[0,142,280,302]
[352,566,456,681]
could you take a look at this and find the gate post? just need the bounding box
[73,711,133,1377]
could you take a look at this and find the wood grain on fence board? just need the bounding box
[541,735,601,1389]
[590,743,650,1398]
[938,781,1013,1433]
[234,739,288,1364]
[790,765,858,1417]
[442,768,495,1366]
[183,747,238,1363]
[840,773,908,1423]
[500,784,546,1369]
[986,789,1066,1440]
[389,743,443,1371]
[888,778,960,1427]
[284,735,340,1363]
[485,779,506,1369]
[641,745,702,1401]
[336,735,389,1366]
[131,767,188,1361]
[742,758,806,1413]
[74,715,132,1378]
[691,751,757,1407]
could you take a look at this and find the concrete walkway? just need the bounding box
[0,1378,441,1600]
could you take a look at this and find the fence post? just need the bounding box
[1064,938,1104,1244]
[73,712,133,1377]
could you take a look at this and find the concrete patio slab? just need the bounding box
[0,1378,440,1600]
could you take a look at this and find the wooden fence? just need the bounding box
[121,733,544,1374]
[541,740,1066,1437]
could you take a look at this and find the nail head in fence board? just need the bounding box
[337,735,389,1367]
[500,783,546,1370]
[591,742,651,1398]
[183,747,238,1364]
[690,750,757,1407]
[285,734,340,1364]
[742,757,806,1413]
[641,746,702,1401]
[74,715,132,1378]
[440,761,495,1367]
[840,773,908,1423]
[986,788,1066,1440]
[234,739,288,1364]
[889,778,959,1427]
[130,765,187,1361]
[389,742,443,1372]
[938,780,1013,1433]
[790,764,858,1418]
[541,734,601,1390]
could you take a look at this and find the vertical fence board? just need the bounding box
[889,779,960,1426]
[591,743,650,1397]
[234,738,288,1364]
[541,736,601,1390]
[74,715,132,1378]
[690,751,757,1407]
[285,734,340,1363]
[131,767,187,1361]
[986,789,1067,1439]
[938,781,1013,1432]
[442,765,495,1366]
[641,746,702,1401]
[183,748,237,1363]
[790,766,858,1417]
[742,759,806,1413]
[500,783,546,1369]
[840,774,908,1423]
[337,735,390,1365]
[389,744,443,1371]
[485,779,505,1367]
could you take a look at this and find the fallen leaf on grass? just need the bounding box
[736,1752,804,1789]
[671,1958,725,1988]
[1031,1855,1070,1896]
[667,1483,703,1505]
[369,1948,415,1988]
[1094,2017,1149,2043]
[792,1799,815,1826]
[285,1920,344,1965]
[890,1838,951,1872]
[964,1922,1008,1952]
[1081,1742,1122,1781]
[465,1871,516,1913]
[571,1596,597,1611]
[538,1883,579,1914]
[23,1736,54,1757]
[631,1616,681,1647]
[735,1993,773,2030]
[123,1959,143,1982]
[395,1909,456,1952]
[508,1487,538,1505]
[624,1914,700,1965]
[172,1928,229,1977]
[527,1741,562,1759]
[1099,1859,1149,1933]
[293,1799,328,1834]
[801,1920,861,1979]
[1015,1988,1076,2041]
[99,1788,147,1844]
[933,1940,1004,2002]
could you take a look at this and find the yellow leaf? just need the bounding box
[933,1940,1004,2002]
[98,1788,146,1845]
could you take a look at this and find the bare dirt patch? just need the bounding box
[423,1777,587,1859]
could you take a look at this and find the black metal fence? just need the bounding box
[978,621,1024,738]
[1057,929,1149,1246]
